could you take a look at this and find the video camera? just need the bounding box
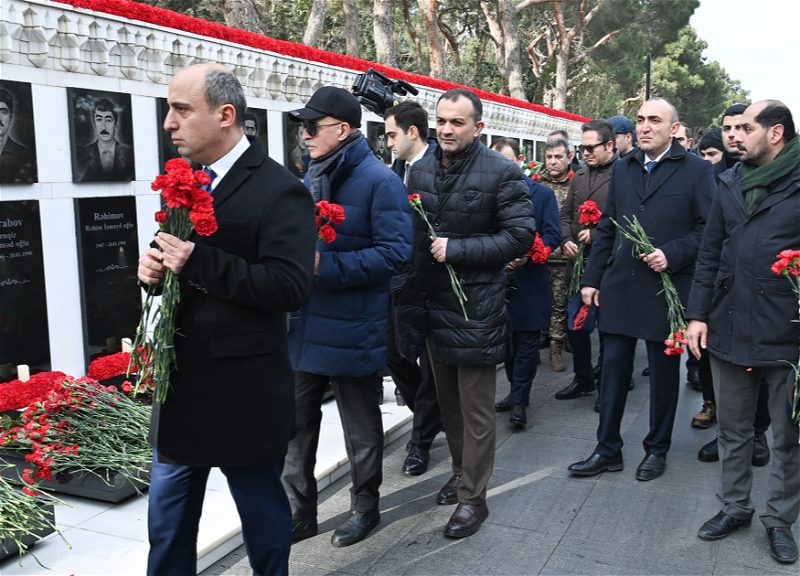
[351,68,419,117]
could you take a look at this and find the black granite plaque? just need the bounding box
[0,80,38,184]
[244,107,269,154]
[75,197,141,364]
[156,97,181,169]
[367,122,391,165]
[284,113,309,179]
[0,201,50,371]
[522,139,535,163]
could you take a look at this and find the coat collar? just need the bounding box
[197,136,267,211]
[630,139,686,200]
[725,160,800,219]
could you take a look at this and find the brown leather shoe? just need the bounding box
[550,340,566,372]
[436,475,462,505]
[691,400,716,428]
[444,502,489,538]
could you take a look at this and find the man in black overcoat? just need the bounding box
[567,97,715,481]
[137,64,316,576]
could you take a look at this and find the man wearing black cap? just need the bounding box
[283,86,413,547]
[698,128,724,164]
[608,115,637,158]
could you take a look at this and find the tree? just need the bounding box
[303,0,330,46]
[418,0,445,77]
[220,0,267,34]
[374,0,397,67]
[342,0,361,57]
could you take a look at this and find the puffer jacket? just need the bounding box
[395,140,536,366]
[686,160,800,366]
[288,136,413,377]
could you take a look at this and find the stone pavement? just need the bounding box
[202,339,797,576]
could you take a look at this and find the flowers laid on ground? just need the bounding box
[566,200,602,298]
[315,200,346,243]
[129,159,218,404]
[771,249,800,425]
[612,215,686,355]
[87,352,130,382]
[408,193,469,321]
[526,233,552,264]
[0,372,67,413]
[0,376,151,496]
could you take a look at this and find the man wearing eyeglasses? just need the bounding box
[284,86,412,548]
[568,97,715,481]
[555,119,619,404]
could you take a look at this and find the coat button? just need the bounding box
[630,270,636,276]
[434,219,441,226]
[639,205,645,212]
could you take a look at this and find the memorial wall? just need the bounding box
[0,0,585,380]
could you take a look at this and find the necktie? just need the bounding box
[101,149,113,172]
[645,160,656,173]
[403,161,410,186]
[203,168,218,192]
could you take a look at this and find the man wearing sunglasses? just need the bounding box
[568,97,715,482]
[284,86,412,548]
[556,119,618,404]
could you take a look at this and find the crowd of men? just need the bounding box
[136,63,799,575]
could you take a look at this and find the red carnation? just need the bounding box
[319,224,337,243]
[155,210,168,224]
[526,233,552,264]
[190,211,219,236]
[573,304,590,330]
[532,173,541,181]
[568,171,575,179]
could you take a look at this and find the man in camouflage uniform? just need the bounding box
[539,137,575,372]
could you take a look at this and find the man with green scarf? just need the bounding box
[686,100,800,564]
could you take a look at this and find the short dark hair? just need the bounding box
[93,98,119,122]
[582,119,614,145]
[0,89,13,115]
[754,100,796,144]
[722,103,747,120]
[244,112,258,125]
[384,100,429,137]
[546,138,571,155]
[490,137,520,157]
[548,129,569,140]
[438,88,482,122]
[204,69,247,128]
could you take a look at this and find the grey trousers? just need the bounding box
[426,334,497,506]
[711,355,800,528]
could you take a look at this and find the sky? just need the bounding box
[690,0,800,123]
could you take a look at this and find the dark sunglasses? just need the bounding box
[579,142,608,154]
[302,121,342,137]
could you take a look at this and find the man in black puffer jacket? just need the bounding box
[395,88,535,539]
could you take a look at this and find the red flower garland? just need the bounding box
[0,372,67,412]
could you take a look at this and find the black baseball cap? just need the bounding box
[288,87,362,128]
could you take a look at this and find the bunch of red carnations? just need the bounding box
[567,200,602,298]
[526,233,552,264]
[128,159,218,404]
[315,200,345,243]
[771,249,800,425]
[0,372,67,413]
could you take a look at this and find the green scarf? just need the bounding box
[741,135,800,217]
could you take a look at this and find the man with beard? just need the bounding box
[77,97,135,182]
[284,87,412,547]
[538,138,575,372]
[567,98,715,481]
[687,100,799,564]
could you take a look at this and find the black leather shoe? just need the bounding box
[635,453,666,481]
[555,380,595,400]
[331,509,380,547]
[568,453,623,476]
[753,434,770,467]
[697,511,751,540]
[436,475,462,505]
[767,527,799,563]
[593,364,602,382]
[687,368,702,392]
[698,437,719,462]
[538,334,551,350]
[444,503,489,538]
[495,395,513,412]
[564,338,572,353]
[594,395,600,413]
[292,518,318,543]
[403,445,430,475]
[628,378,635,391]
[641,366,650,376]
[510,404,527,427]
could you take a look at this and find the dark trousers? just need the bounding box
[426,334,496,506]
[569,328,595,387]
[386,315,442,449]
[699,358,771,435]
[596,333,681,458]
[504,330,541,405]
[282,371,383,521]
[147,451,291,576]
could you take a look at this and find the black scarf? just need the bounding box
[307,132,362,202]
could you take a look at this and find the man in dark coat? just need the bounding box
[567,97,715,482]
[686,101,800,564]
[395,88,535,538]
[384,100,443,476]
[0,88,37,184]
[555,119,618,403]
[76,98,135,182]
[284,87,412,547]
[137,64,316,576]
[491,137,561,428]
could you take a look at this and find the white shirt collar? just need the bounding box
[645,145,670,164]
[206,134,251,191]
[407,143,429,168]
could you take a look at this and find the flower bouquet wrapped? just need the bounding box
[408,194,469,320]
[611,215,686,355]
[771,249,800,426]
[566,200,602,298]
[128,159,218,404]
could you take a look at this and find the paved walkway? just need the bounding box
[203,339,796,576]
